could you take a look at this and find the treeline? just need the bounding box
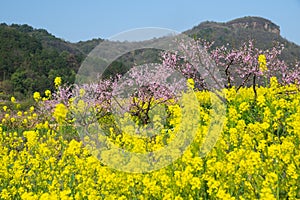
[0,23,85,99]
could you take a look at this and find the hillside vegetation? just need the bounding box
[1,16,300,99]
[184,16,300,63]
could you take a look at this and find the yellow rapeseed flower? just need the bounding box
[17,111,22,117]
[29,106,34,112]
[45,89,51,97]
[258,54,267,72]
[1,80,300,199]
[11,96,16,103]
[23,131,38,148]
[79,88,85,97]
[187,78,195,89]
[54,76,62,88]
[53,103,68,123]
[33,92,41,102]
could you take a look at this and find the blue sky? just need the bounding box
[1,0,300,44]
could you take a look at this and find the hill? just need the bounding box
[184,16,300,64]
[74,38,104,55]
[0,23,86,99]
[1,16,300,99]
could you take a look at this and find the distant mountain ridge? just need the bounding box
[226,16,280,34]
[184,16,300,63]
[0,16,300,99]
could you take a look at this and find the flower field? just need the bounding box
[1,40,300,199]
